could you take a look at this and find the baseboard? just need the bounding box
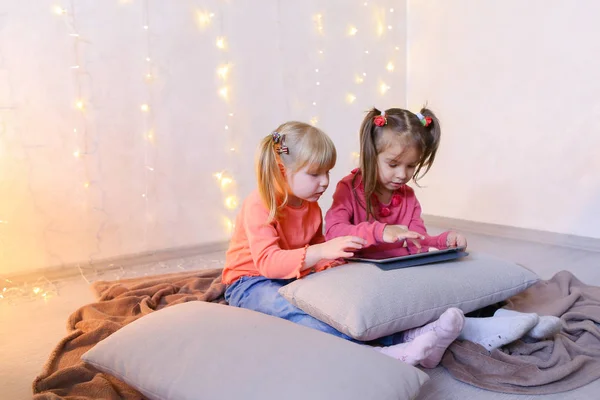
[5,240,230,284]
[422,214,600,253]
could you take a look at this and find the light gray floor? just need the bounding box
[1,232,598,400]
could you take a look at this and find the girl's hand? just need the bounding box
[318,236,367,259]
[383,225,425,248]
[446,231,467,248]
[305,236,367,268]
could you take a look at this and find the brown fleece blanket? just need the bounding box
[442,270,600,394]
[32,269,226,399]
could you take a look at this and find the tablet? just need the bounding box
[348,247,469,270]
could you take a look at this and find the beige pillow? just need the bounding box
[279,252,539,341]
[82,301,429,400]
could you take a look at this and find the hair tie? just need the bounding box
[415,112,433,127]
[271,131,289,154]
[373,111,387,127]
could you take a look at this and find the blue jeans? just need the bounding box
[225,276,401,346]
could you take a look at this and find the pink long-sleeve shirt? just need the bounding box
[325,170,450,258]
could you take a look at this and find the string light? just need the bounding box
[217,64,230,79]
[224,195,238,210]
[313,14,324,34]
[140,104,149,112]
[75,100,84,110]
[310,117,319,126]
[388,25,393,30]
[73,150,81,158]
[216,37,226,49]
[386,62,395,72]
[53,6,67,15]
[348,26,358,36]
[390,8,395,12]
[218,87,229,100]
[355,74,364,84]
[379,82,391,94]
[197,11,214,28]
[346,93,356,104]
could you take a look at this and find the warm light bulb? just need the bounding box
[141,104,149,112]
[225,196,239,210]
[315,68,319,73]
[390,8,395,12]
[53,6,67,15]
[84,182,90,188]
[230,147,236,152]
[379,83,390,94]
[146,57,151,62]
[214,172,223,180]
[316,81,320,86]
[75,100,84,110]
[395,46,400,51]
[312,102,317,106]
[143,25,148,30]
[388,25,393,30]
[355,75,364,84]
[224,217,234,234]
[224,125,229,130]
[386,62,395,72]
[229,113,234,117]
[348,26,358,36]
[147,131,154,141]
[313,14,324,34]
[346,93,356,104]
[364,50,369,54]
[217,64,230,79]
[33,287,41,294]
[310,117,318,126]
[73,150,81,158]
[197,11,213,28]
[219,87,229,99]
[216,37,226,49]
[146,166,154,171]
[220,177,233,189]
[377,23,384,36]
[318,50,324,54]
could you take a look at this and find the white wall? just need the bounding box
[0,0,406,275]
[407,0,600,239]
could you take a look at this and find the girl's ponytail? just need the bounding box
[414,107,441,181]
[359,107,383,220]
[256,134,288,222]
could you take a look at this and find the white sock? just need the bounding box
[376,331,437,365]
[494,308,562,339]
[458,314,538,351]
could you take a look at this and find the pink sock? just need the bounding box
[402,308,465,368]
[377,331,437,365]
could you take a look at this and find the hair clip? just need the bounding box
[277,145,289,155]
[272,131,289,154]
[373,111,387,127]
[272,131,282,144]
[415,112,433,127]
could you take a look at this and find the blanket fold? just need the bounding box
[442,270,600,394]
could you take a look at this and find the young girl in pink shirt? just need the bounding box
[223,121,465,366]
[325,107,561,366]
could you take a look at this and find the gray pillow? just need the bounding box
[279,252,539,341]
[82,301,429,400]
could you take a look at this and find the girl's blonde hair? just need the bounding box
[256,121,336,222]
[358,107,441,220]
